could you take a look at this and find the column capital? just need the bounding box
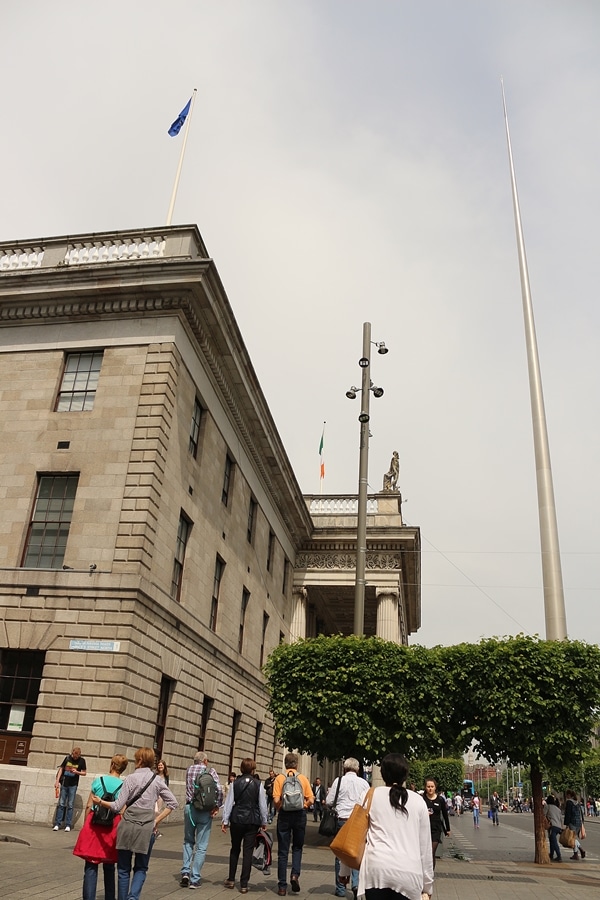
[375,586,399,600]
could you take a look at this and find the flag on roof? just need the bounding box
[319,425,325,481]
[168,98,192,136]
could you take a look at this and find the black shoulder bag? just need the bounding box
[319,776,342,837]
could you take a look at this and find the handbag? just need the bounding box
[329,788,374,870]
[319,776,342,837]
[580,823,586,840]
[559,828,576,849]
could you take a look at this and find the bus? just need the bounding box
[461,779,474,809]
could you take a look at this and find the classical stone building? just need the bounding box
[0,227,420,823]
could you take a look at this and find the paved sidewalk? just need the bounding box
[1,817,599,899]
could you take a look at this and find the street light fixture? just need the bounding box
[346,322,388,635]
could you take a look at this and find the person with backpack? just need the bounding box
[53,745,87,831]
[221,758,268,891]
[92,746,178,900]
[180,751,224,888]
[73,754,129,900]
[272,752,314,896]
[326,758,370,897]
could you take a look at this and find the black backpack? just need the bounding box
[192,770,218,811]
[91,777,122,827]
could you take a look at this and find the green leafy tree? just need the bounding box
[263,635,453,761]
[444,635,600,864]
[420,758,464,795]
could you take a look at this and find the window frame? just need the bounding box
[171,511,192,601]
[21,473,79,569]
[189,398,204,459]
[210,556,225,632]
[55,350,103,412]
[221,454,234,506]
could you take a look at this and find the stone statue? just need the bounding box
[382,451,400,492]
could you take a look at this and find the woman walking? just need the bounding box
[565,789,586,860]
[544,795,563,862]
[341,753,433,900]
[221,758,268,892]
[423,777,451,869]
[73,754,128,900]
[92,747,178,900]
[471,792,480,829]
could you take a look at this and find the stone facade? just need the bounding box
[0,227,420,823]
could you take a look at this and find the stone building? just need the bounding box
[0,226,420,823]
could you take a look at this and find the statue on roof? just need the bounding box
[382,451,400,492]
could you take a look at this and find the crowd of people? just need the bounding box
[51,743,595,900]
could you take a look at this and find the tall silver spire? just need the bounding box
[501,80,567,640]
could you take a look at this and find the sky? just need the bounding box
[2,1,599,648]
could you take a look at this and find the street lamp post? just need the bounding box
[346,322,388,636]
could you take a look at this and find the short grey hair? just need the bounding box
[343,758,360,773]
[194,751,208,765]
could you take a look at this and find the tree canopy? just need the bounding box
[264,633,600,864]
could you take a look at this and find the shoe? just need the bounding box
[65,826,71,832]
[352,889,357,900]
[291,877,300,893]
[224,882,235,889]
[240,889,249,894]
[181,874,190,887]
[278,890,287,896]
[53,825,59,831]
[570,854,579,860]
[189,884,199,890]
[335,893,346,897]
[580,849,586,859]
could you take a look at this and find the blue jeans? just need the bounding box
[83,860,116,900]
[472,808,480,827]
[182,805,214,885]
[276,809,307,890]
[549,825,562,859]
[334,817,358,895]
[491,808,499,825]
[117,834,155,900]
[54,783,78,827]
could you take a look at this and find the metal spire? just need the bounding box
[501,79,567,640]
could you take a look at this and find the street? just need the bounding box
[446,808,599,863]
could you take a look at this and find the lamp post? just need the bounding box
[346,322,388,635]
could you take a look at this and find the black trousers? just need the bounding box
[228,823,259,887]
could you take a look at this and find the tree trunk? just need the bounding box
[531,766,550,864]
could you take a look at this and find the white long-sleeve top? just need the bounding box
[349,786,433,900]
[326,771,370,819]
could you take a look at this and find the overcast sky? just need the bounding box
[2,1,599,648]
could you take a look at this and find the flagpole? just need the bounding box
[166,88,197,226]
[501,79,567,640]
[319,422,326,494]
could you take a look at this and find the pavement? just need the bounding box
[1,815,599,900]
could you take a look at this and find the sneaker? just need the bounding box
[180,874,190,887]
[65,826,71,832]
[189,885,199,890]
[53,825,59,831]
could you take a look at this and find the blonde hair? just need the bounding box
[110,754,128,775]
[134,747,156,768]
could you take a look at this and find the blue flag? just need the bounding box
[168,98,192,137]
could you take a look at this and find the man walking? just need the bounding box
[489,791,501,826]
[264,768,277,823]
[273,752,313,896]
[53,746,87,831]
[180,751,223,889]
[326,758,370,898]
[312,777,325,822]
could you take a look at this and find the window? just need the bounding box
[247,497,257,544]
[239,588,250,653]
[266,531,275,572]
[22,474,79,569]
[282,558,290,595]
[259,613,270,667]
[154,676,174,761]
[189,398,203,458]
[198,695,214,752]
[229,710,242,776]
[56,351,103,412]
[254,721,263,761]
[171,512,192,600]
[210,556,225,631]
[0,649,45,736]
[222,454,233,506]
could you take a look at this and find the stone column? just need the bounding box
[290,588,308,641]
[376,588,400,643]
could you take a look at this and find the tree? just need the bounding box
[419,758,464,795]
[264,634,600,864]
[263,635,453,761]
[444,635,600,864]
